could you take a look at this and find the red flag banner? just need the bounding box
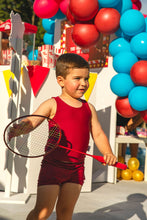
[27,65,49,96]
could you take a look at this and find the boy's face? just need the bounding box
[57,68,89,99]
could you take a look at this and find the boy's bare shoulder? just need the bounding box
[41,98,56,106]
[87,102,96,111]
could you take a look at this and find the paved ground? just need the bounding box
[0,180,147,220]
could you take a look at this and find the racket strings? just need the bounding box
[4,115,61,158]
[45,123,61,152]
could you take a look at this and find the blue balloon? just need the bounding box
[28,49,38,61]
[109,37,131,56]
[113,51,138,74]
[98,0,121,8]
[115,0,132,15]
[50,9,66,20]
[130,32,147,59]
[145,17,147,32]
[42,19,55,34]
[110,73,135,97]
[43,32,54,45]
[120,9,145,36]
[128,86,147,111]
[115,28,132,41]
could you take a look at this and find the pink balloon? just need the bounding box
[33,0,59,19]
[60,0,70,15]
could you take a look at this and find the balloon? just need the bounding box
[130,32,147,59]
[42,19,55,34]
[66,7,77,24]
[98,0,121,8]
[59,0,70,15]
[128,157,140,171]
[113,51,138,74]
[43,32,54,45]
[72,24,100,48]
[50,9,66,20]
[128,86,147,111]
[110,73,135,97]
[109,38,131,57]
[33,0,59,19]
[121,169,132,180]
[130,61,147,86]
[140,110,147,123]
[145,17,147,32]
[115,28,132,40]
[69,0,99,21]
[120,9,145,36]
[94,8,120,35]
[132,170,144,181]
[132,1,142,10]
[28,49,38,61]
[115,97,138,118]
[116,0,132,15]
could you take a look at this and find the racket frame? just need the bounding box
[3,114,62,158]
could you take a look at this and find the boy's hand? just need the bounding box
[103,153,117,166]
[8,122,26,141]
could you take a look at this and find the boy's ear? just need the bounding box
[57,76,64,87]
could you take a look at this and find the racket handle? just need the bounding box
[93,155,127,170]
[112,162,127,170]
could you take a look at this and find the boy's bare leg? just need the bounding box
[56,183,82,220]
[26,185,60,220]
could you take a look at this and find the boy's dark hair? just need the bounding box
[56,53,89,78]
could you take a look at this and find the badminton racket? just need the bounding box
[3,115,127,170]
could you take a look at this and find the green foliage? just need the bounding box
[0,0,45,47]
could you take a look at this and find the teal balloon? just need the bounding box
[50,9,66,20]
[145,17,147,32]
[115,0,132,15]
[28,49,38,60]
[120,9,145,36]
[98,0,121,8]
[115,28,132,40]
[43,32,54,45]
[110,73,135,97]
[130,32,147,59]
[42,19,55,34]
[113,51,138,74]
[128,86,147,111]
[109,38,131,56]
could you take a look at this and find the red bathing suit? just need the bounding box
[38,96,91,186]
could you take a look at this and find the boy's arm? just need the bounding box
[9,98,56,140]
[89,103,116,165]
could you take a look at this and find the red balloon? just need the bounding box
[132,1,142,10]
[69,0,99,21]
[140,110,147,123]
[94,8,120,35]
[33,0,59,19]
[60,0,70,15]
[66,7,77,24]
[130,61,147,86]
[116,97,138,118]
[72,23,100,48]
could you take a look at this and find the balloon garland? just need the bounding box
[33,0,147,123]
